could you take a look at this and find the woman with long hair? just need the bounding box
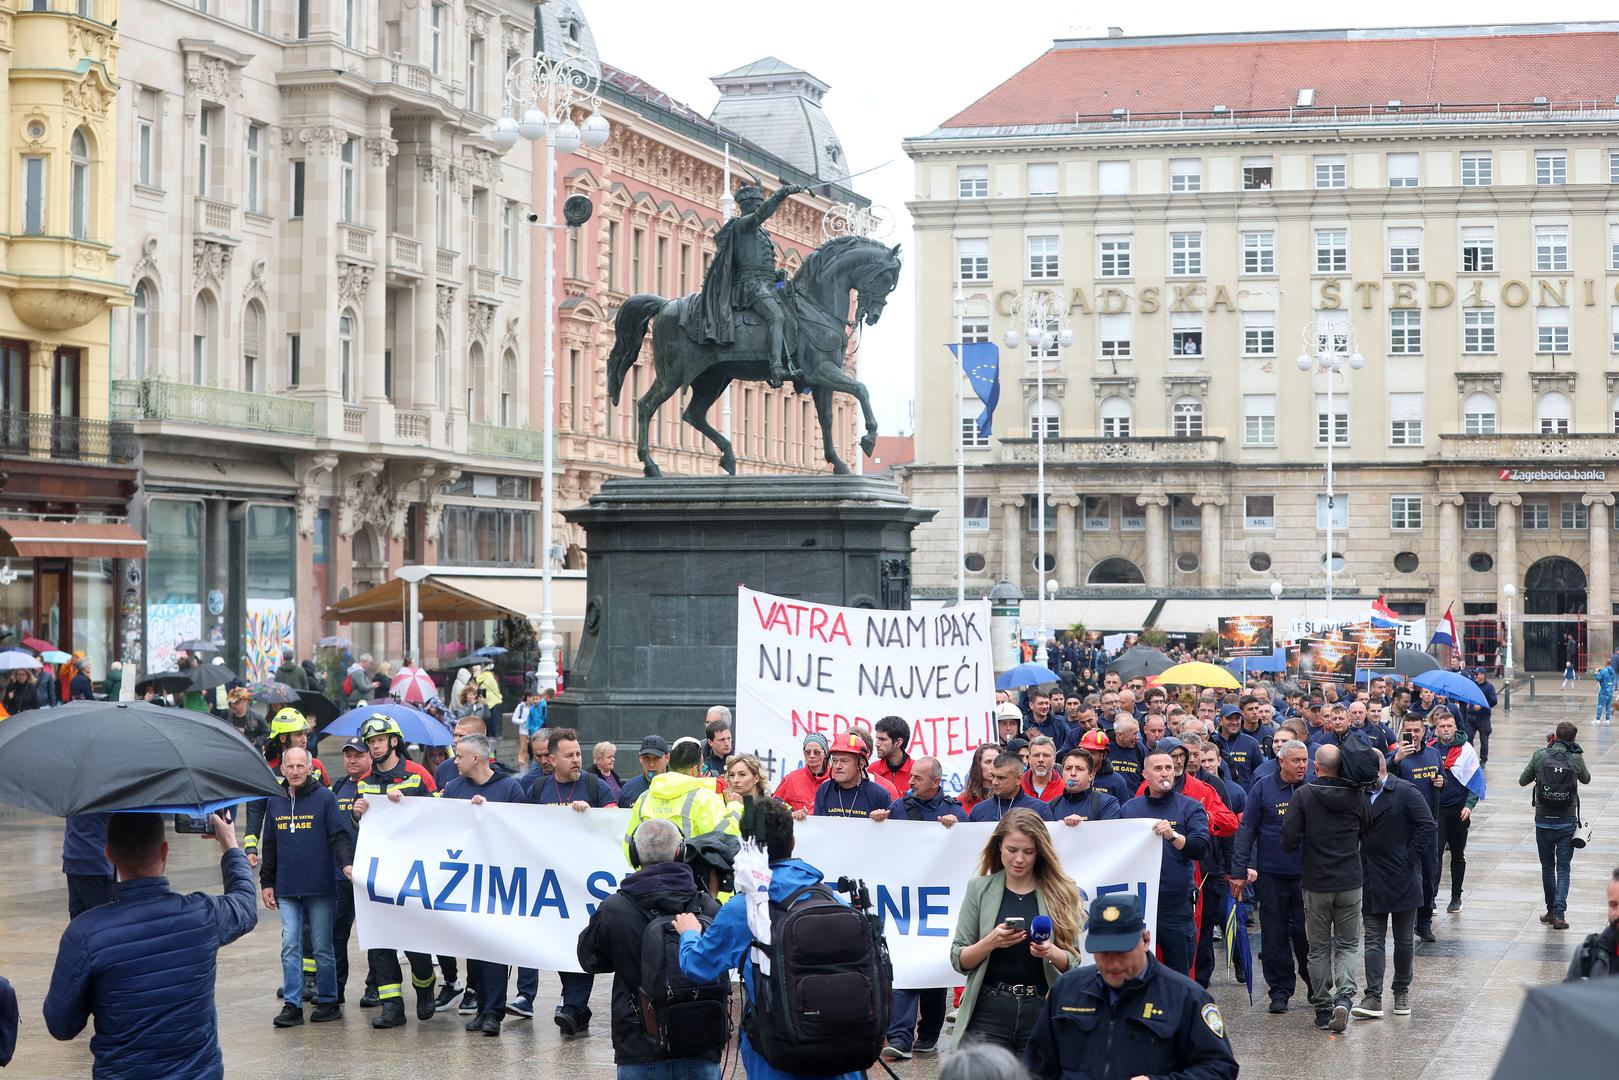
[950,808,1081,1053]
[723,752,770,804]
[959,744,999,816]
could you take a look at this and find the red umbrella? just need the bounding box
[21,636,54,653]
[389,666,438,704]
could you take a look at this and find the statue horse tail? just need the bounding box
[607,294,666,406]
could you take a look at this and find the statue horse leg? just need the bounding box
[683,367,738,475]
[811,384,850,475]
[635,330,688,478]
[805,355,881,460]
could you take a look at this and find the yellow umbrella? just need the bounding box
[1154,661,1242,690]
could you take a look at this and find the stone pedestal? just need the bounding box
[548,476,936,742]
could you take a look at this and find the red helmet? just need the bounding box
[827,731,870,758]
[1078,730,1110,753]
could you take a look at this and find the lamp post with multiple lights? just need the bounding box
[1296,321,1364,624]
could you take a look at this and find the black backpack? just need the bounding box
[1536,746,1578,814]
[631,897,732,1058]
[1337,728,1383,789]
[743,883,891,1074]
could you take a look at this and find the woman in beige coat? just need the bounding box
[949,808,1083,1053]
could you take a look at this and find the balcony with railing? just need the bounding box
[110,379,315,437]
[1439,432,1619,461]
[437,249,459,278]
[0,412,136,465]
[468,422,553,461]
[471,265,500,299]
[999,436,1225,465]
[389,234,423,276]
[338,223,374,263]
[394,410,431,444]
[194,196,238,237]
[342,406,366,436]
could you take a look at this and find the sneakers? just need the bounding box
[433,981,465,1012]
[1551,916,1569,930]
[914,1036,940,1054]
[944,1007,959,1024]
[1268,997,1289,1015]
[457,988,480,1016]
[1392,991,1411,1016]
[1329,1003,1349,1033]
[505,994,535,1019]
[1446,898,1463,913]
[1351,994,1383,1019]
[310,1002,342,1023]
[880,1044,912,1062]
[273,1003,303,1028]
[1314,1009,1332,1030]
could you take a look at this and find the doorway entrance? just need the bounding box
[1523,556,1586,671]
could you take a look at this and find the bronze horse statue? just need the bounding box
[606,235,902,477]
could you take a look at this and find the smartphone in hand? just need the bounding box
[1002,916,1027,933]
[174,813,215,836]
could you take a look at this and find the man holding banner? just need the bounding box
[1121,750,1210,976]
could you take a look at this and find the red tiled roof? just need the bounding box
[941,30,1619,128]
[861,436,915,475]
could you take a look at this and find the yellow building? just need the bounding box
[0,0,140,677]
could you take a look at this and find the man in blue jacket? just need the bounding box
[1464,668,1498,764]
[45,810,257,1078]
[1229,738,1311,1013]
[1390,714,1445,940]
[1121,749,1210,976]
[1043,748,1122,825]
[1213,706,1263,789]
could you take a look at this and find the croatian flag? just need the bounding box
[1370,595,1401,629]
[1431,604,1458,649]
[1446,740,1488,801]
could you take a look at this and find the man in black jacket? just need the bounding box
[577,818,724,1074]
[1565,868,1619,980]
[1281,744,1371,1034]
[1353,754,1433,1020]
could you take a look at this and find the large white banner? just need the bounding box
[734,586,996,794]
[1289,611,1428,652]
[353,799,1162,989]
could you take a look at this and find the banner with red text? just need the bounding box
[735,586,995,795]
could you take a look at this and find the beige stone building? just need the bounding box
[900,23,1619,669]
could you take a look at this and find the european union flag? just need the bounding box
[949,342,1000,439]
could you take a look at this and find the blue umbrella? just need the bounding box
[321,701,453,746]
[1223,893,1255,1004]
[1220,648,1285,674]
[472,645,508,657]
[995,661,1062,691]
[1412,669,1488,708]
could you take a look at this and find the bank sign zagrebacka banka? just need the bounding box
[993,276,1619,317]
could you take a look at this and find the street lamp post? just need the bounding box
[954,289,967,603]
[1503,582,1517,681]
[1002,291,1073,666]
[490,53,611,693]
[1296,322,1364,625]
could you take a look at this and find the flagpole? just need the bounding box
[954,290,967,603]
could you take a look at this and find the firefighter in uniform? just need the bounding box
[350,715,437,1029]
[1023,894,1238,1080]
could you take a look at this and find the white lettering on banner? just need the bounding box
[1289,612,1427,652]
[1497,467,1606,483]
[736,586,996,794]
[352,799,1163,990]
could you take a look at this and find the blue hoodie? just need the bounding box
[679,859,862,1080]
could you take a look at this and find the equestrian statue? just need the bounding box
[606,176,901,477]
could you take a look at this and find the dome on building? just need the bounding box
[532,1,601,68]
[708,57,849,183]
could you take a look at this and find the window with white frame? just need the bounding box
[1536,391,1572,434]
[1535,151,1567,185]
[1521,500,1551,530]
[1612,394,1619,434]
[1463,308,1496,354]
[961,318,989,344]
[1611,150,1619,184]
[135,88,158,188]
[1083,496,1110,531]
[1241,230,1275,274]
[1170,158,1201,192]
[1388,392,1424,445]
[1028,398,1060,440]
[466,35,483,113]
[1536,226,1569,271]
[963,496,990,530]
[1387,152,1418,187]
[1463,391,1497,434]
[196,107,215,197]
[1098,160,1130,196]
[1611,305,1619,353]
[130,280,153,379]
[958,165,988,198]
[1461,153,1492,186]
[1099,396,1131,439]
[1387,227,1421,272]
[1315,311,1351,354]
[290,160,305,218]
[1537,307,1569,354]
[435,182,448,247]
[1390,495,1423,530]
[338,313,356,403]
[1098,313,1131,358]
[959,404,989,448]
[1242,394,1276,446]
[343,0,356,47]
[1315,393,1349,445]
[1461,225,1495,272]
[339,137,356,223]
[1609,223,1618,271]
[242,302,263,392]
[191,291,214,384]
[1315,228,1347,273]
[501,202,516,276]
[1314,155,1346,188]
[430,2,446,74]
[1241,156,1273,190]
[1169,231,1203,276]
[1561,498,1588,531]
[1172,397,1204,437]
[1027,163,1058,196]
[1171,495,1200,531]
[1098,234,1131,278]
[245,123,263,214]
[1242,311,1275,356]
[69,129,89,240]
[1389,309,1422,354]
[22,156,45,235]
[957,238,988,280]
[1120,498,1146,531]
[1316,494,1348,529]
[1170,312,1202,356]
[1463,494,1496,530]
[1027,234,1060,279]
[1244,494,1275,529]
[1029,317,1060,360]
[1025,494,1057,534]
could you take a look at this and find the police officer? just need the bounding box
[1023,894,1237,1080]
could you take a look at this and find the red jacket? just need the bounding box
[774,766,828,813]
[1135,773,1239,836]
[869,753,913,796]
[1022,771,1065,802]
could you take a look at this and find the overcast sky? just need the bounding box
[584,0,1617,435]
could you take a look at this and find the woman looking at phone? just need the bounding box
[949,808,1081,1053]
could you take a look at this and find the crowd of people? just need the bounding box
[29,633,1619,1079]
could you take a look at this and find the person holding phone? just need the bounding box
[949,809,1081,1054]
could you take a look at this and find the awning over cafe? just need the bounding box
[323,567,586,624]
[0,520,147,560]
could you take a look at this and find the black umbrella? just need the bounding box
[1108,646,1175,680]
[0,701,285,815]
[1491,975,1619,1080]
[248,679,299,706]
[135,670,193,697]
[175,639,221,653]
[295,690,340,729]
[189,663,239,692]
[1391,649,1441,677]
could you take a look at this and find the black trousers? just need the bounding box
[1255,874,1310,1001]
[66,874,116,919]
[1364,909,1416,997]
[1438,806,1470,900]
[467,959,509,1018]
[368,948,435,1001]
[437,955,459,986]
[333,886,355,999]
[961,988,1044,1056]
[1194,873,1225,988]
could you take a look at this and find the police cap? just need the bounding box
[1085,893,1148,953]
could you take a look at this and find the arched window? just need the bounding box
[242,302,264,392]
[131,280,153,379]
[1099,395,1131,439]
[434,327,447,407]
[1536,391,1571,435]
[191,291,216,384]
[500,350,517,426]
[1028,397,1059,440]
[69,128,90,240]
[1172,396,1204,437]
[467,342,484,421]
[338,312,356,403]
[1463,391,1497,435]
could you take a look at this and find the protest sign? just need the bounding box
[1301,635,1356,684]
[1352,624,1397,670]
[734,586,995,794]
[352,799,1162,989]
[1218,614,1273,658]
